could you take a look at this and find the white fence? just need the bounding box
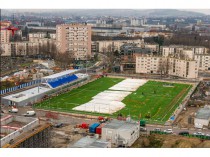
[0,117,39,147]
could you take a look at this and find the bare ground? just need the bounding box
[132,134,210,148]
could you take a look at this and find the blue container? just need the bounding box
[89,123,100,133]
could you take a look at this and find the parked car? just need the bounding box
[23,111,36,117]
[179,131,189,136]
[163,129,173,134]
[154,128,161,131]
[54,123,64,128]
[193,132,205,136]
[140,127,147,132]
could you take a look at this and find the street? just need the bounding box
[142,124,210,135]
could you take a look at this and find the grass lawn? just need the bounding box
[35,77,123,111]
[35,78,192,124]
[115,81,192,124]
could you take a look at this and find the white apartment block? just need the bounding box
[161,45,209,72]
[144,43,159,52]
[136,55,163,74]
[56,23,91,60]
[95,39,143,52]
[29,32,56,42]
[161,45,207,58]
[168,58,198,79]
[195,54,210,71]
[136,55,199,79]
[0,40,57,56]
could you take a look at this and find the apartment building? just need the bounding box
[168,58,198,79]
[0,21,11,43]
[160,45,209,72]
[195,54,210,71]
[136,54,163,74]
[136,54,198,79]
[0,43,12,56]
[161,45,207,58]
[56,23,91,60]
[29,32,56,42]
[0,40,57,56]
[144,43,159,52]
[93,39,143,52]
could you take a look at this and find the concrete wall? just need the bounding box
[194,118,210,128]
[1,92,48,106]
[101,125,140,147]
[101,128,118,144]
[0,117,39,147]
[1,115,13,125]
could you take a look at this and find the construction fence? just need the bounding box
[0,79,41,95]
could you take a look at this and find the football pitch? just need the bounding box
[119,81,192,123]
[35,77,192,124]
[35,77,124,111]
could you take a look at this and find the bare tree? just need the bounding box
[17,45,25,56]
[157,58,171,78]
[0,47,4,55]
[102,47,107,53]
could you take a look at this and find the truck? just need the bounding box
[23,111,36,117]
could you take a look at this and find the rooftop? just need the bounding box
[43,69,79,79]
[71,136,110,148]
[103,119,138,131]
[195,106,210,120]
[3,87,50,102]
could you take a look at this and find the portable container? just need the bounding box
[89,123,100,133]
[81,123,89,129]
[96,123,105,135]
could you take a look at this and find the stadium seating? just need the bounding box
[48,74,78,88]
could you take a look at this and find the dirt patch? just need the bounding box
[50,124,91,148]
[132,134,210,148]
[173,106,198,128]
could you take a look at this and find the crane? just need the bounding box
[1,26,19,36]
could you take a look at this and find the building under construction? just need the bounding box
[1,114,52,148]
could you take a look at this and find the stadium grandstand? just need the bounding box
[41,69,81,89]
[1,70,89,106]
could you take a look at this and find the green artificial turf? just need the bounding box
[36,78,192,124]
[115,81,192,123]
[35,77,123,111]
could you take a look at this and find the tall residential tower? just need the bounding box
[56,23,91,60]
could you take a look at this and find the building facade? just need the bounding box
[168,58,198,79]
[0,21,11,43]
[101,120,140,147]
[56,23,92,60]
[195,54,210,71]
[29,32,56,42]
[94,39,143,53]
[136,55,163,74]
[136,54,199,79]
[1,38,56,57]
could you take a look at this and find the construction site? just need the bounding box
[0,113,52,148]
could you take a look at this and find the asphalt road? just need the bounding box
[141,125,210,136]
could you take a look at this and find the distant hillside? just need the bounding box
[2,9,205,17]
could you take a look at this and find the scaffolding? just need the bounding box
[3,123,52,148]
